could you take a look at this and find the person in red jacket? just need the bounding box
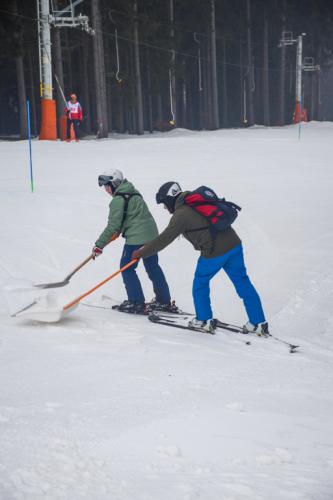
[66,93,82,142]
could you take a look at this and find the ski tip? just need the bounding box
[148,313,160,323]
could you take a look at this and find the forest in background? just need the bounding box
[1,0,333,139]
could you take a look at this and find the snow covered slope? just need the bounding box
[1,123,333,499]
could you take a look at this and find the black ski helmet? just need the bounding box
[156,181,182,213]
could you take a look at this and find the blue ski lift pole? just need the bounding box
[26,100,34,192]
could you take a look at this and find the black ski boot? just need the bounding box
[117,300,146,314]
[146,298,180,314]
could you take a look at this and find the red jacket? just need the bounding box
[66,101,82,120]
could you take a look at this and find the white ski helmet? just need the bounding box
[98,169,124,190]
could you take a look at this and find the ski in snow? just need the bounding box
[148,313,299,353]
[81,300,191,316]
[215,319,299,353]
[148,313,251,345]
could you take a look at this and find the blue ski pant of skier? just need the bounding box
[193,243,265,323]
[120,244,171,304]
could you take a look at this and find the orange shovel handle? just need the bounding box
[63,259,137,311]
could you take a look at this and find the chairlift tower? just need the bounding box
[37,0,94,140]
[278,31,320,124]
[279,31,306,123]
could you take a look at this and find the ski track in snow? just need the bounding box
[1,123,333,499]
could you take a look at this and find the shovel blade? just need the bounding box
[11,300,38,317]
[11,302,78,323]
[34,280,70,289]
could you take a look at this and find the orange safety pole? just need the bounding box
[39,99,57,140]
[63,259,138,311]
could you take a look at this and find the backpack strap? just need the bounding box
[115,192,142,236]
[221,199,242,212]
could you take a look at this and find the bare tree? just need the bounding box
[16,56,28,139]
[13,0,28,139]
[133,0,144,134]
[221,36,228,128]
[27,52,38,135]
[246,0,254,125]
[82,36,92,134]
[91,0,108,138]
[210,0,219,129]
[52,27,65,136]
[169,0,177,125]
[263,7,270,126]
[239,35,245,125]
[278,0,286,125]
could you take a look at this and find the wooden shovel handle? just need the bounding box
[64,254,94,281]
[64,233,119,282]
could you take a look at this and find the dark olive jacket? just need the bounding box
[140,192,241,259]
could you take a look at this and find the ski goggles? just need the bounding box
[98,175,113,187]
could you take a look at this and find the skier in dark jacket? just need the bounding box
[131,181,268,333]
[92,170,174,314]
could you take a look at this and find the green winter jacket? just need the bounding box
[140,192,241,259]
[95,180,159,248]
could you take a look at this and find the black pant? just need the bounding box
[67,119,80,139]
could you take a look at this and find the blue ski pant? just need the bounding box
[120,244,171,304]
[193,244,265,324]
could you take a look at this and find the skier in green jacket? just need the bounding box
[92,169,173,314]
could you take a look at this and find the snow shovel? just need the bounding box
[63,259,138,312]
[12,259,137,323]
[34,234,119,289]
[34,254,94,289]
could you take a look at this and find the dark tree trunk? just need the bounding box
[263,9,270,126]
[145,48,153,133]
[82,36,92,134]
[204,34,213,129]
[64,30,73,93]
[133,0,144,134]
[156,94,163,125]
[221,37,228,128]
[12,0,27,139]
[195,35,203,130]
[91,0,109,138]
[133,0,144,135]
[246,0,255,125]
[239,36,245,125]
[278,0,286,125]
[28,52,38,135]
[317,46,323,121]
[210,0,219,129]
[169,0,177,125]
[53,27,65,136]
[16,56,28,139]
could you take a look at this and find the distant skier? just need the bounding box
[131,181,268,334]
[66,93,82,142]
[92,170,175,314]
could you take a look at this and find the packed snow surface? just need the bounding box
[1,123,333,499]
